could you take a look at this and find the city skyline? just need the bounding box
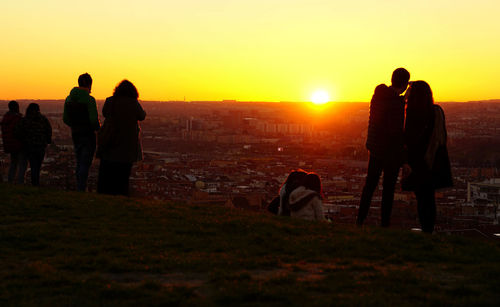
[2,1,500,102]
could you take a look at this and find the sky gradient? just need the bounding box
[1,0,499,102]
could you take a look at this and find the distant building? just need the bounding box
[465,179,500,224]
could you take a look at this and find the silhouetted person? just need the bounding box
[357,68,410,227]
[288,173,325,221]
[64,73,100,191]
[278,169,308,216]
[402,81,452,233]
[97,80,146,196]
[1,101,27,183]
[14,103,52,186]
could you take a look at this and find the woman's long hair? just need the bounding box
[113,79,139,99]
[406,80,434,119]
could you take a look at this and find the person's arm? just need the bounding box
[88,96,100,130]
[63,98,71,126]
[137,101,146,121]
[102,97,112,118]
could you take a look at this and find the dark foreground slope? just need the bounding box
[1,184,499,306]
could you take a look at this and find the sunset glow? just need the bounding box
[311,90,330,105]
[1,1,500,102]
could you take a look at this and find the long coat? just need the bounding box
[403,104,452,190]
[98,96,146,163]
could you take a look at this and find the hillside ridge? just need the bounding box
[1,184,499,306]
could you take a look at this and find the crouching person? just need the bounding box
[288,173,325,221]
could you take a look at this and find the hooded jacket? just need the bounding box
[365,84,405,159]
[288,186,325,221]
[1,111,23,153]
[63,87,99,135]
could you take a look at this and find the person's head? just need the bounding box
[285,169,307,184]
[26,103,40,117]
[303,173,322,195]
[8,100,19,113]
[113,79,139,99]
[406,80,434,114]
[78,73,93,91]
[283,169,308,193]
[391,68,410,94]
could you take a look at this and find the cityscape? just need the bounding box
[1,99,499,238]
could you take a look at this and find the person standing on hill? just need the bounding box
[356,68,410,227]
[402,81,452,233]
[1,101,27,183]
[63,73,100,191]
[14,103,52,186]
[97,80,146,196]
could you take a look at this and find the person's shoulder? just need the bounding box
[371,84,391,101]
[290,186,318,202]
[374,83,388,91]
[37,114,49,121]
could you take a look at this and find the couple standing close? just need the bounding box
[63,73,146,196]
[356,68,452,233]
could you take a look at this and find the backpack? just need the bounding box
[66,100,91,131]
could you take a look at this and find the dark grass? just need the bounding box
[1,184,499,306]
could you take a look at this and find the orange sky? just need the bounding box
[1,0,499,102]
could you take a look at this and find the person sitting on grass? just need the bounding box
[288,172,325,221]
[277,169,308,216]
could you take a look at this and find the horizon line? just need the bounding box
[2,98,500,104]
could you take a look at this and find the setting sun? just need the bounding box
[311,90,330,105]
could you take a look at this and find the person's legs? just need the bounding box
[8,152,19,183]
[116,162,132,196]
[415,184,436,233]
[380,160,400,227]
[74,133,96,191]
[97,159,113,195]
[28,149,45,186]
[16,151,28,184]
[357,154,383,225]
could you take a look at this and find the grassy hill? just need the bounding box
[1,184,499,306]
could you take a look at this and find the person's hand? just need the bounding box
[402,163,412,178]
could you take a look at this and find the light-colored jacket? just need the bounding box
[277,183,287,215]
[288,186,325,221]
